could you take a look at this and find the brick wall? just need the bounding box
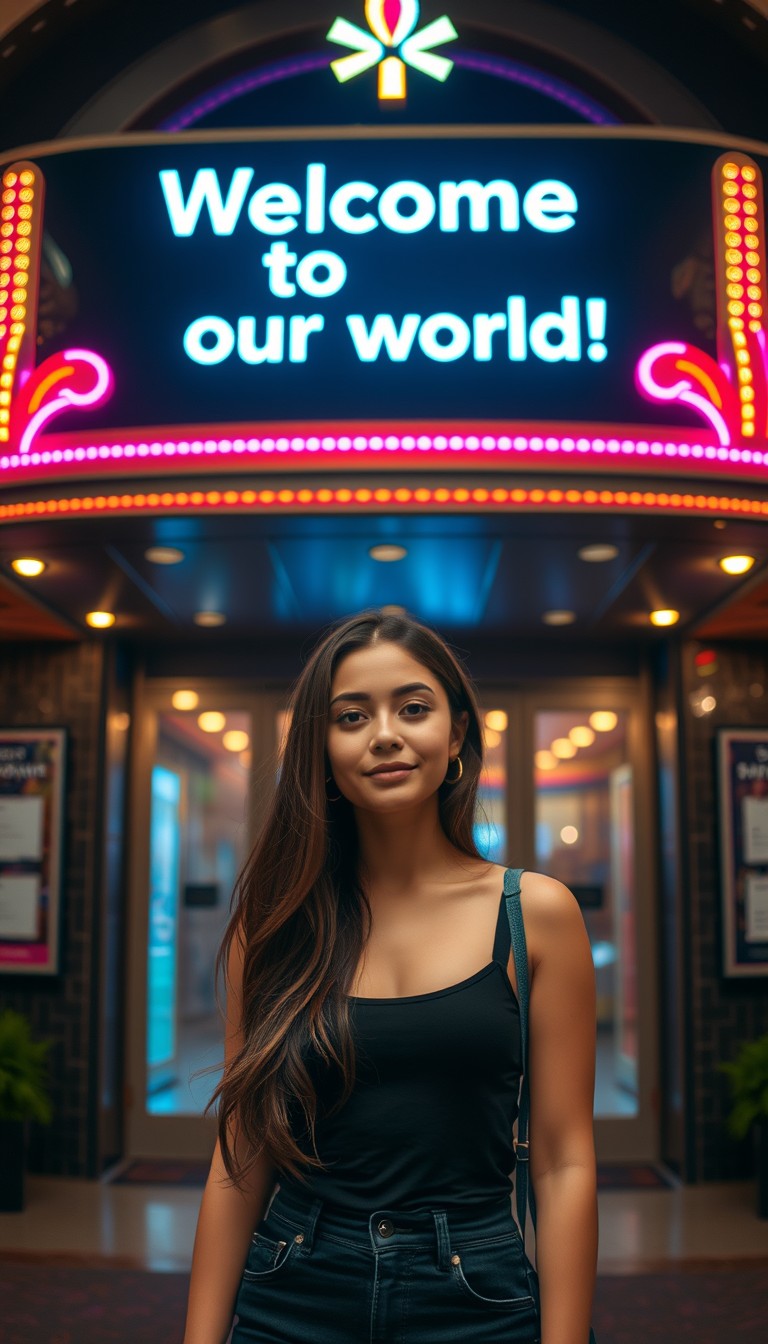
[0,640,105,1176]
[680,640,768,1180]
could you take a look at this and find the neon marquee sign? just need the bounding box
[2,132,768,493]
[327,1,458,100]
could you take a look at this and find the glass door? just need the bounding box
[126,682,281,1158]
[517,681,657,1160]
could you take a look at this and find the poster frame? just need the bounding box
[716,726,768,979]
[0,726,67,977]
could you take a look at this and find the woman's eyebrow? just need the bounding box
[330,681,435,707]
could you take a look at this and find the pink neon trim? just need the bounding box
[3,431,767,477]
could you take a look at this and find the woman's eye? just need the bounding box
[336,702,428,725]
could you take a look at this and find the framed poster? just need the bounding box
[0,728,66,975]
[717,728,768,978]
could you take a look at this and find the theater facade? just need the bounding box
[1,0,767,1187]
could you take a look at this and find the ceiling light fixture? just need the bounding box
[577,544,618,562]
[718,554,755,575]
[589,711,618,732]
[649,608,680,626]
[222,730,250,752]
[370,544,407,561]
[551,737,578,759]
[569,725,595,747]
[194,611,226,627]
[534,750,558,770]
[542,609,576,625]
[10,557,46,576]
[198,711,226,732]
[85,611,115,629]
[145,546,185,564]
[172,690,199,711]
[484,710,508,732]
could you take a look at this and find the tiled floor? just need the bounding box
[1,1174,767,1273]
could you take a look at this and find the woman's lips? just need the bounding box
[366,766,417,782]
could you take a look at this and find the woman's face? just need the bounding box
[326,641,468,811]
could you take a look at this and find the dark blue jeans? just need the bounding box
[231,1181,541,1343]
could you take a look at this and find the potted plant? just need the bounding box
[718,1032,768,1219]
[0,1008,54,1212]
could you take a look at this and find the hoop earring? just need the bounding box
[444,755,463,785]
[325,774,342,802]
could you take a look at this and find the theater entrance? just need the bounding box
[125,675,656,1164]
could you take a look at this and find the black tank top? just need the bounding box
[279,884,523,1214]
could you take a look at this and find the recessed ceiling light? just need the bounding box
[11,557,46,577]
[370,545,407,562]
[719,554,755,575]
[86,611,116,629]
[577,544,618,563]
[222,730,250,752]
[198,711,226,732]
[534,750,558,770]
[172,690,199,711]
[542,609,576,625]
[589,711,618,732]
[560,825,579,845]
[484,710,508,732]
[713,519,727,529]
[145,546,185,565]
[569,725,595,747]
[194,610,226,627]
[551,737,577,759]
[649,608,680,627]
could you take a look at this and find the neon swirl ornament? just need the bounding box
[636,154,767,447]
[10,348,114,456]
[327,0,458,100]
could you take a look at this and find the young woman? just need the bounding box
[182,610,598,1344]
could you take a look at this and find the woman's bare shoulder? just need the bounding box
[518,869,588,967]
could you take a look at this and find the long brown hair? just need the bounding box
[206,609,489,1188]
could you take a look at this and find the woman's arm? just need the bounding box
[182,925,277,1344]
[521,871,598,1344]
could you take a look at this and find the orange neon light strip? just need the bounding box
[714,154,767,441]
[2,484,767,523]
[0,161,44,443]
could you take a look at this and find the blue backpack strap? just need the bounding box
[503,867,538,1243]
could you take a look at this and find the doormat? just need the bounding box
[1,1261,767,1344]
[106,1159,212,1186]
[106,1159,676,1190]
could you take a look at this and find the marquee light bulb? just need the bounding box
[551,737,577,759]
